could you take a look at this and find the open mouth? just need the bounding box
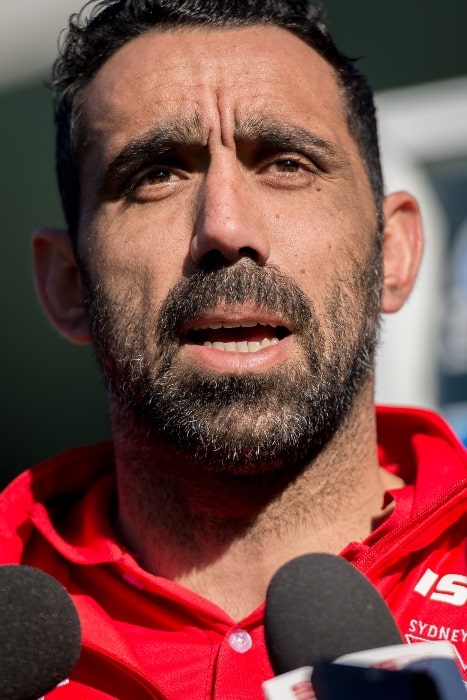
[185,321,290,353]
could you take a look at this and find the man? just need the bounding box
[1,0,466,697]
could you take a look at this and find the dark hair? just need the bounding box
[52,0,383,241]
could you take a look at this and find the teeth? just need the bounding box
[196,321,277,330]
[203,337,280,352]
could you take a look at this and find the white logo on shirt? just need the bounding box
[414,569,467,607]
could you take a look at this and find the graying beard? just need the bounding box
[84,254,381,473]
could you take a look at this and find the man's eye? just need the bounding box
[264,156,318,185]
[266,157,316,176]
[261,156,317,187]
[122,165,178,200]
[273,159,304,172]
[138,167,173,185]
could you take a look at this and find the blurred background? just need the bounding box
[1,0,467,487]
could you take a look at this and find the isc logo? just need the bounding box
[414,569,467,607]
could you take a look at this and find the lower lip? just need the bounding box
[182,335,294,372]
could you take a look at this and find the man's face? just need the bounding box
[77,25,382,472]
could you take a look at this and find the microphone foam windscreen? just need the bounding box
[0,565,82,700]
[265,553,402,675]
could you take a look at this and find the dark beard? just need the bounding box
[83,251,382,475]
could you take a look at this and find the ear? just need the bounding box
[381,191,424,314]
[32,228,92,344]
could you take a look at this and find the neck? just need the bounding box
[112,386,402,619]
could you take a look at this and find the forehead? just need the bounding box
[82,25,351,151]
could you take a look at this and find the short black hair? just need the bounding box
[52,0,383,241]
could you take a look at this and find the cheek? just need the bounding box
[80,210,190,307]
[267,198,376,317]
[267,200,348,284]
[269,176,377,264]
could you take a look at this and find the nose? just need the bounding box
[190,158,270,267]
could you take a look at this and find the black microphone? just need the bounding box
[0,565,82,700]
[263,554,466,700]
[264,553,402,675]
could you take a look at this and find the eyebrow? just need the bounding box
[98,113,340,194]
[98,116,204,193]
[235,116,340,167]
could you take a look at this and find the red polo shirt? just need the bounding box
[1,406,466,698]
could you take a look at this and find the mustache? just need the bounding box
[157,261,316,338]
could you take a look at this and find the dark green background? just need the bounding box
[1,0,466,487]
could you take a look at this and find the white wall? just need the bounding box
[375,78,467,409]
